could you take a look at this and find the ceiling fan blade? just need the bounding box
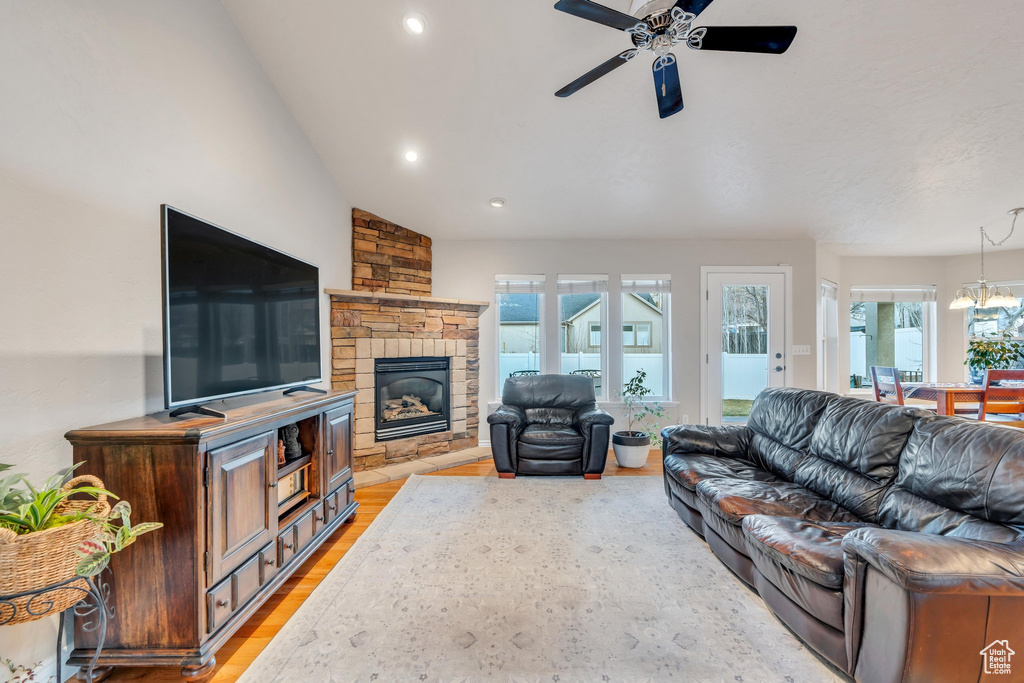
[693,26,798,54]
[674,0,716,18]
[553,0,641,31]
[556,50,636,97]
[652,56,683,119]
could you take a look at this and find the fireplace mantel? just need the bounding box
[325,289,489,312]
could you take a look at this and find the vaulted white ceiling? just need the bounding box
[221,0,1024,255]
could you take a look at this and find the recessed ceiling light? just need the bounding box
[404,150,419,163]
[489,198,506,208]
[403,12,427,35]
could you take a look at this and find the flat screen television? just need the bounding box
[161,205,321,410]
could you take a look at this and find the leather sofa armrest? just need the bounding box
[842,528,1024,595]
[660,424,751,459]
[574,402,615,433]
[487,404,527,435]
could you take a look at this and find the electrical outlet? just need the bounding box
[680,415,690,424]
[792,345,812,356]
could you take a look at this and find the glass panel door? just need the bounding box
[705,273,786,425]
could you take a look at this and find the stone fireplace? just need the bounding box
[329,209,488,472]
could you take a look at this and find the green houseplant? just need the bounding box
[612,369,667,468]
[965,329,1024,380]
[0,463,161,625]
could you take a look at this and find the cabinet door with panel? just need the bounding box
[323,405,353,493]
[207,432,275,583]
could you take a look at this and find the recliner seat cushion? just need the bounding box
[696,479,862,527]
[519,425,584,446]
[663,453,780,491]
[744,515,877,590]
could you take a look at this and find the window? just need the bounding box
[849,286,936,388]
[559,275,608,398]
[818,280,839,392]
[622,276,670,400]
[496,276,544,388]
[966,282,1024,381]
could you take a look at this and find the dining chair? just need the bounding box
[978,369,1024,427]
[870,366,905,405]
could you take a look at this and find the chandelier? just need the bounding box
[950,208,1024,310]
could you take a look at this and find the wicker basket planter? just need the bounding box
[0,475,109,625]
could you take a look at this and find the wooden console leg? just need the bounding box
[181,657,216,681]
[584,473,602,480]
[498,472,516,479]
[76,666,113,682]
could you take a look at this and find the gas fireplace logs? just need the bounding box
[382,395,437,422]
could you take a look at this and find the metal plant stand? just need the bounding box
[0,571,113,683]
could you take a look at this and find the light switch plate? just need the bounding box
[792,345,812,356]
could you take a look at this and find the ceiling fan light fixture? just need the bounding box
[403,12,427,35]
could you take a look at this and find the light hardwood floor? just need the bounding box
[91,450,663,682]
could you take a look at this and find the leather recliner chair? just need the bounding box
[487,374,614,479]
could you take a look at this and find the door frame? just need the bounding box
[700,266,793,425]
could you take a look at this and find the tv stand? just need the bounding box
[283,385,327,397]
[65,390,357,681]
[169,404,228,420]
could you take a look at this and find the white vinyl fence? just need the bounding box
[497,352,665,390]
[722,354,769,401]
[849,328,923,381]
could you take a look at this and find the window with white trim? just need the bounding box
[559,275,608,398]
[849,286,937,388]
[495,275,544,388]
[622,276,671,400]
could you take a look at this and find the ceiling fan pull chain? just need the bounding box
[661,68,667,97]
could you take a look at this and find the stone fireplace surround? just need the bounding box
[328,289,488,472]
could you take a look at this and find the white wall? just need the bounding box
[432,238,820,431]
[0,1,350,671]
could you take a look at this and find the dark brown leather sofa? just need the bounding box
[662,387,1024,682]
[488,374,614,479]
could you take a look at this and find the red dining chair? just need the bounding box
[978,369,1024,427]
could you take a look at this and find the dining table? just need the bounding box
[898,382,984,416]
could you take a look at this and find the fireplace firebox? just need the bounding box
[374,357,450,441]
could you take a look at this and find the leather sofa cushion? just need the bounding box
[886,416,1024,530]
[663,453,780,492]
[794,398,925,522]
[695,478,862,528]
[743,515,876,589]
[747,387,833,452]
[519,425,584,446]
[524,407,576,427]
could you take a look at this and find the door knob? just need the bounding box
[775,366,784,372]
[327,449,334,456]
[776,353,783,359]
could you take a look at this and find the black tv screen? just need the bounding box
[162,206,321,408]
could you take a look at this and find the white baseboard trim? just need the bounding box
[477,439,490,448]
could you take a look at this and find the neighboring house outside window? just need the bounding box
[559,276,608,398]
[622,276,671,400]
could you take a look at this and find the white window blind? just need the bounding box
[557,275,609,294]
[495,275,545,294]
[621,275,671,293]
[850,286,937,303]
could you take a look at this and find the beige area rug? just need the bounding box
[240,475,841,682]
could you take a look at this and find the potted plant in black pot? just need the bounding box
[612,369,666,468]
[965,329,1024,383]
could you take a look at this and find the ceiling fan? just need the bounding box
[554,0,798,118]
